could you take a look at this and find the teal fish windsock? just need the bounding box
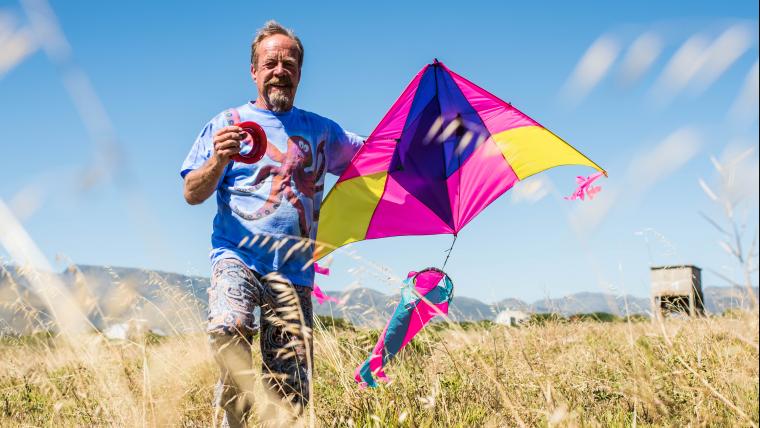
[355,268,453,388]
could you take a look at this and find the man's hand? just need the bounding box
[212,126,246,163]
[183,126,247,205]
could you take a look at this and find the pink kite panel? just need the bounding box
[401,301,449,346]
[365,174,454,239]
[444,64,539,136]
[448,137,519,231]
[337,138,396,184]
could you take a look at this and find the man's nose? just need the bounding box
[273,63,287,75]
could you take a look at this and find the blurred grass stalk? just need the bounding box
[698,147,759,308]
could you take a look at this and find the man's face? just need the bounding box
[251,34,301,112]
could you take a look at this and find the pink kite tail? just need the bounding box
[312,263,339,304]
[314,263,330,275]
[586,185,602,200]
[312,284,339,304]
[565,171,604,201]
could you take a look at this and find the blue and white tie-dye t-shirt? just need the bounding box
[181,102,363,286]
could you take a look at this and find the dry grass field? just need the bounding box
[0,311,757,427]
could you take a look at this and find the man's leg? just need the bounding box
[258,274,314,414]
[207,259,262,428]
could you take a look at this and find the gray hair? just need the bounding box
[250,20,304,69]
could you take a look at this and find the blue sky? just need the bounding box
[1,0,758,303]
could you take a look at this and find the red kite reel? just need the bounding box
[232,121,267,164]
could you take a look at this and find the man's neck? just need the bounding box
[253,97,271,111]
[253,97,294,113]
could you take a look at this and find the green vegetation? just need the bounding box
[527,311,651,325]
[315,314,356,332]
[568,312,620,323]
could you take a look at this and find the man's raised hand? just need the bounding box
[213,126,246,163]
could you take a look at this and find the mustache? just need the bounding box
[265,77,293,87]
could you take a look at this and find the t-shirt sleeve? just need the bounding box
[180,119,216,179]
[326,121,364,176]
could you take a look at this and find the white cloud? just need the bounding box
[20,0,71,60]
[511,176,551,204]
[691,25,753,94]
[729,61,759,123]
[0,11,38,79]
[628,127,702,193]
[561,35,621,105]
[651,34,710,102]
[619,32,663,85]
[8,182,45,221]
[652,25,754,104]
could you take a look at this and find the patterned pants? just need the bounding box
[207,258,313,427]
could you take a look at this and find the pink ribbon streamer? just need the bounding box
[565,171,604,201]
[313,263,339,304]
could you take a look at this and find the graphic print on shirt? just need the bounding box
[230,135,327,238]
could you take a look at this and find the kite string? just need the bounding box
[441,234,457,270]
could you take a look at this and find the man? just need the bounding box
[181,21,363,427]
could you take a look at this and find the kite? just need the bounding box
[312,60,605,387]
[314,60,605,261]
[354,268,453,388]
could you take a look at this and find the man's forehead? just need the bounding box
[259,34,299,57]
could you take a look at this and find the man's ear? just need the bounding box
[250,63,257,82]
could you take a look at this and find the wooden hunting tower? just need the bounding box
[651,265,704,317]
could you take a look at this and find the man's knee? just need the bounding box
[208,258,260,339]
[209,331,251,352]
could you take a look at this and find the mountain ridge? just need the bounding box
[1,264,756,332]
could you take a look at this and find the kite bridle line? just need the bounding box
[441,233,457,271]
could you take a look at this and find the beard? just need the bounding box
[264,77,295,112]
[267,89,293,112]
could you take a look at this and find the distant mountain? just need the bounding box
[493,298,531,312]
[703,286,759,314]
[316,287,393,327]
[1,264,757,333]
[529,292,651,316]
[492,292,651,316]
[0,265,54,332]
[1,264,210,335]
[448,295,496,321]
[493,288,758,316]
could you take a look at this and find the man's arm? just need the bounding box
[183,126,245,205]
[326,126,365,177]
